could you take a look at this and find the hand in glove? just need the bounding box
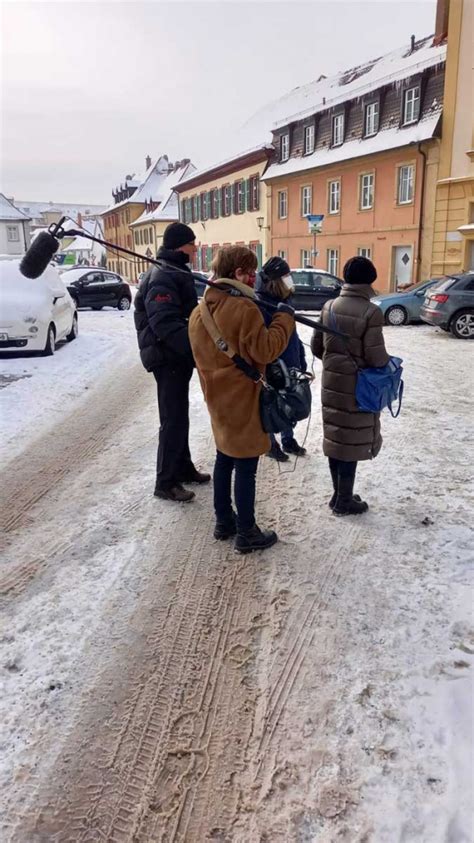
[276,301,295,317]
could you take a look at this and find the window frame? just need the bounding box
[364,101,379,137]
[359,171,375,211]
[280,132,290,162]
[301,184,312,218]
[327,248,339,276]
[235,180,245,214]
[403,85,420,125]
[328,179,341,215]
[303,123,315,156]
[223,184,232,216]
[278,189,288,220]
[332,113,344,147]
[300,249,312,268]
[6,225,20,242]
[397,163,415,205]
[357,246,372,260]
[277,249,287,261]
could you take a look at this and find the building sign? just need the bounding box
[306,214,324,234]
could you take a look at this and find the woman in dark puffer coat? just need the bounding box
[311,256,389,516]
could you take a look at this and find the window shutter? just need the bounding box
[256,243,263,269]
[254,178,260,211]
[207,246,213,268]
[217,187,222,218]
[232,183,236,214]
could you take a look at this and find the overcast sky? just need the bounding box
[1,0,437,205]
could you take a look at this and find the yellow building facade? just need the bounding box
[174,147,273,271]
[431,0,474,275]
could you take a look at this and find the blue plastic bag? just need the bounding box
[355,356,404,417]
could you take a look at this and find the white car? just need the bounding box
[0,258,78,355]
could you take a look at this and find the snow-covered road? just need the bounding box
[0,313,472,842]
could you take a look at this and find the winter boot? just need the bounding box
[333,471,368,516]
[154,483,195,503]
[328,463,362,509]
[235,525,278,554]
[282,438,307,456]
[266,443,289,462]
[214,511,237,540]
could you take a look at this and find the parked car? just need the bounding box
[192,271,210,298]
[289,268,343,311]
[64,268,132,310]
[420,272,474,339]
[371,278,441,325]
[0,258,78,355]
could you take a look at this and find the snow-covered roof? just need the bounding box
[129,161,196,226]
[0,194,31,221]
[263,111,441,180]
[105,155,191,215]
[176,144,273,190]
[243,35,446,144]
[15,201,106,220]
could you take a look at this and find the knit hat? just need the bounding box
[163,222,195,250]
[343,256,377,285]
[262,256,291,281]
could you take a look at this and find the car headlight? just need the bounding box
[372,299,381,306]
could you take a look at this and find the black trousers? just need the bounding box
[153,365,195,491]
[213,450,259,533]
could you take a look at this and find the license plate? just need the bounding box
[0,333,8,340]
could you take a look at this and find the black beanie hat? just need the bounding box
[163,222,195,250]
[343,256,377,285]
[262,256,291,280]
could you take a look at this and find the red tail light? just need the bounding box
[431,294,449,303]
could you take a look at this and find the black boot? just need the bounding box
[333,466,368,516]
[214,511,237,540]
[178,468,211,484]
[266,443,289,462]
[154,483,195,503]
[282,438,307,456]
[235,525,278,554]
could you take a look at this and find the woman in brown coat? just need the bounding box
[311,256,389,516]
[189,245,294,552]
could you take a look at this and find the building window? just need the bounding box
[360,172,374,210]
[234,181,245,214]
[134,231,139,245]
[181,199,187,223]
[328,179,341,214]
[211,189,219,219]
[249,176,260,211]
[364,102,379,137]
[280,133,290,162]
[357,247,372,259]
[201,192,211,220]
[192,195,199,223]
[278,190,288,219]
[278,250,287,260]
[223,185,232,216]
[304,124,315,155]
[301,185,312,217]
[139,230,144,245]
[301,249,312,268]
[149,228,154,245]
[332,113,344,146]
[403,86,420,125]
[327,248,339,275]
[398,164,415,204]
[144,229,149,245]
[7,225,20,242]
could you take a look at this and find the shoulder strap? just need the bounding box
[199,294,262,383]
[388,378,404,418]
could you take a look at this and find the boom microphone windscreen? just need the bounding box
[19,232,60,279]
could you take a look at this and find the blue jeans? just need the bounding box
[213,451,259,533]
[270,429,293,449]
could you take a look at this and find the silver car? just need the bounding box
[420,272,474,339]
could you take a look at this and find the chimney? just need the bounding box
[145,155,152,170]
[77,211,83,228]
[434,0,450,42]
[410,34,416,53]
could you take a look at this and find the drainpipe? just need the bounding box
[417,142,427,283]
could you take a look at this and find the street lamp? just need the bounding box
[257,216,265,230]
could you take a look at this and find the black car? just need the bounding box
[290,268,343,311]
[64,268,132,310]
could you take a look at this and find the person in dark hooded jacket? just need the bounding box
[255,257,307,460]
[134,222,210,502]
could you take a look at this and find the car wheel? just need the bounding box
[43,323,56,356]
[66,313,78,342]
[118,297,131,311]
[385,306,408,326]
[450,309,474,340]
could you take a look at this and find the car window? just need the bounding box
[464,278,474,291]
[82,272,104,283]
[431,277,457,293]
[292,271,314,288]
[103,273,119,283]
[319,274,340,288]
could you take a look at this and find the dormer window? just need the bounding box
[304,124,315,155]
[403,86,420,125]
[280,133,290,162]
[364,101,379,137]
[332,113,344,147]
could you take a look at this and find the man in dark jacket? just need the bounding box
[134,222,210,502]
